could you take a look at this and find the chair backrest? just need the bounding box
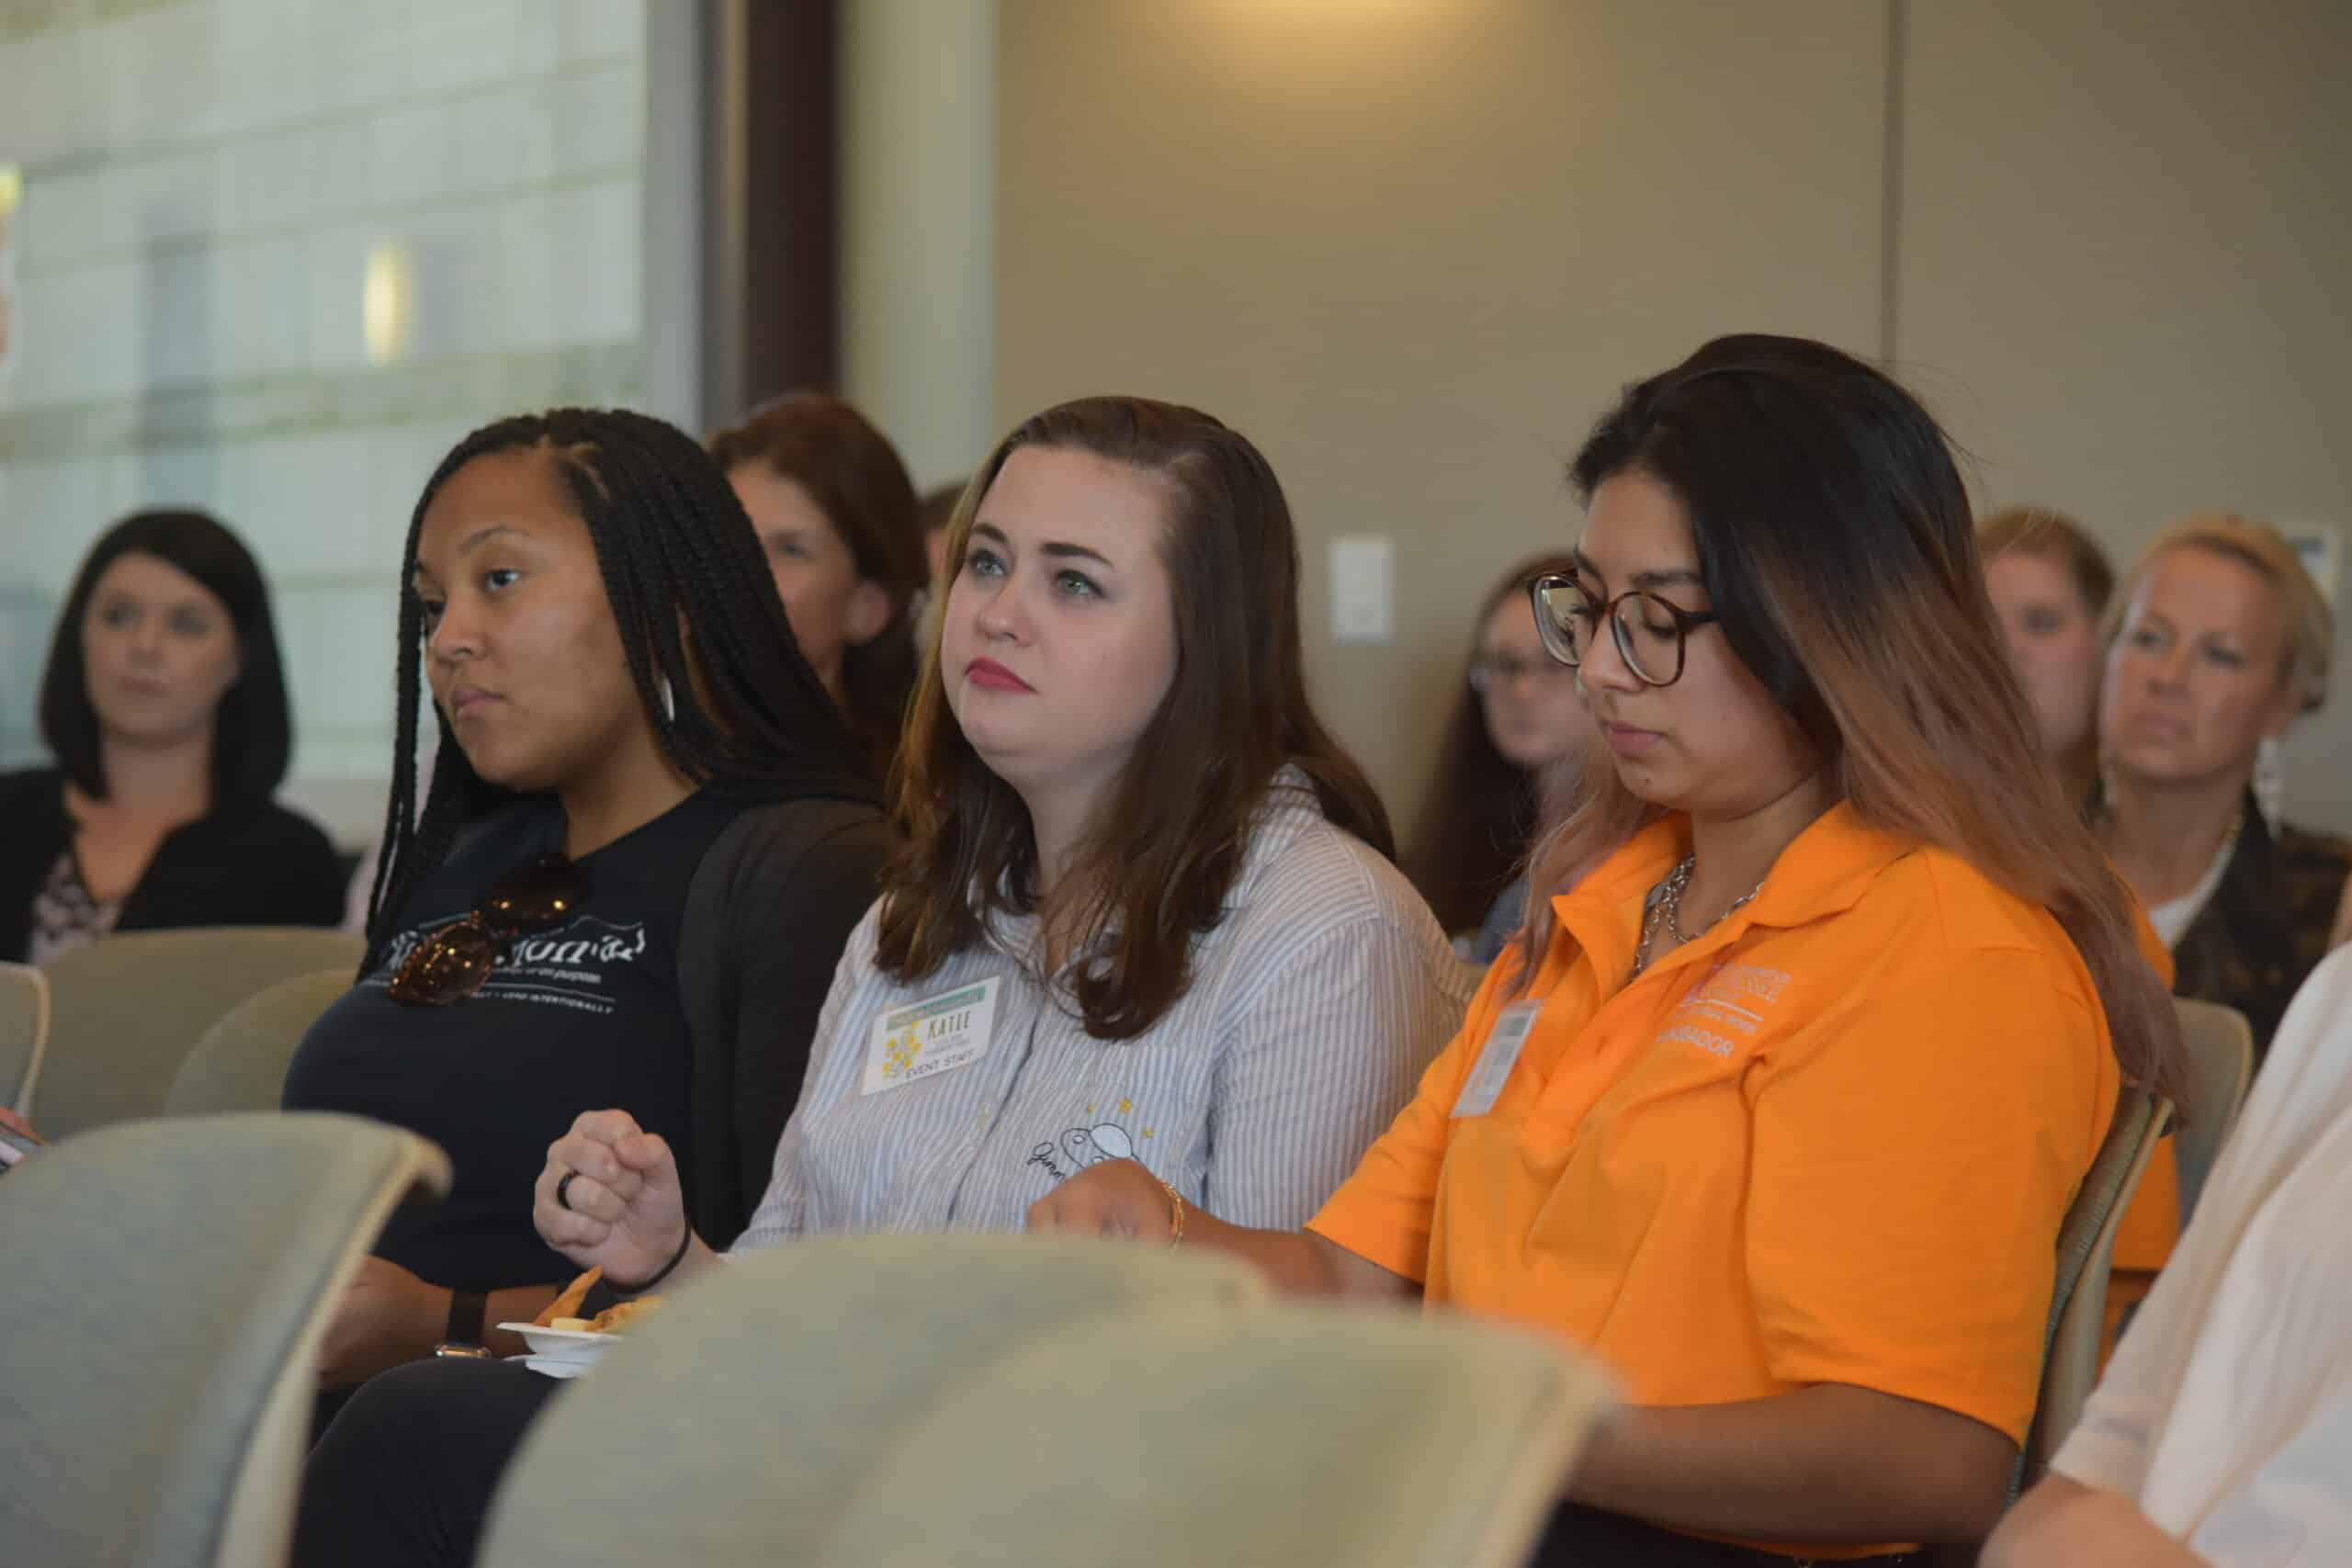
[482,1235,1268,1566]
[2169,999,2255,1228]
[2021,1089,2172,1481]
[29,927,364,1137]
[0,959,50,1115]
[813,1307,1611,1568]
[165,969,356,1118]
[0,1112,451,1568]
[481,1235,1611,1568]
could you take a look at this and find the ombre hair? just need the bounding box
[873,395,1392,1039]
[1520,335,2183,1100]
[2101,512,2331,715]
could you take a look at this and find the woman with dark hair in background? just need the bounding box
[1404,551,1590,962]
[281,408,892,1398]
[1038,337,2184,1565]
[707,393,929,779]
[0,509,342,964]
[920,479,966,581]
[1982,506,2114,806]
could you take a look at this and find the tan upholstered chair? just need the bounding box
[0,960,49,1115]
[1922,1088,2174,1568]
[2169,999,2254,1228]
[480,1235,1614,1568]
[2022,1089,2172,1478]
[29,926,362,1136]
[0,1112,451,1567]
[166,968,356,1117]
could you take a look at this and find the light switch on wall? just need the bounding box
[1329,535,1394,645]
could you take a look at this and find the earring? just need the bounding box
[658,675,677,723]
[2255,736,2286,838]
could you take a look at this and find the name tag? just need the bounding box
[862,976,1001,1097]
[1450,1000,1542,1119]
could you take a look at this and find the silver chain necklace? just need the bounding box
[1631,855,1767,978]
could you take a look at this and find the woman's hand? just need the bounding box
[534,1110,689,1285]
[1026,1158,1179,1243]
[318,1256,447,1387]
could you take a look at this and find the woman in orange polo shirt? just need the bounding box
[1033,334,2183,1566]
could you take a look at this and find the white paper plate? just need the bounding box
[496,1321,618,1362]
[518,1355,593,1380]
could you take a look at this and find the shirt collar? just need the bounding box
[1550,802,1917,957]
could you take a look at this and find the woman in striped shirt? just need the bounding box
[296,395,1471,1568]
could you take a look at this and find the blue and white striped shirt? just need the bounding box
[734,772,1473,1247]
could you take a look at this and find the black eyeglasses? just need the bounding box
[1527,572,1719,688]
[389,853,590,1007]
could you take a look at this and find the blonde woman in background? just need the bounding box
[2097,513,2351,1061]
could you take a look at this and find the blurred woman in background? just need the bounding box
[708,394,930,780]
[1982,506,2113,806]
[0,509,342,964]
[1404,552,1591,963]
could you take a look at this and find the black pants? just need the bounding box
[1531,1504,1915,1566]
[295,1357,561,1568]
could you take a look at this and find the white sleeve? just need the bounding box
[2060,945,2352,1495]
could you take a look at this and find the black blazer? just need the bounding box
[0,767,346,963]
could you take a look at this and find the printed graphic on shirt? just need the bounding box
[366,913,650,1017]
[1657,960,1792,1058]
[861,976,1001,1096]
[1026,1119,1139,1183]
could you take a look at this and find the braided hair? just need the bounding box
[361,407,878,970]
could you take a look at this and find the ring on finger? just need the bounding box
[556,1170,581,1212]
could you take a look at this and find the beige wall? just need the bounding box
[840,0,997,491]
[989,0,2352,837]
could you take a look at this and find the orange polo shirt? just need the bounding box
[1309,806,2119,1562]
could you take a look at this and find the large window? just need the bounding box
[0,0,656,841]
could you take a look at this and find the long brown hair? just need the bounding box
[1403,551,1580,932]
[873,396,1393,1038]
[1521,336,2183,1100]
[707,393,927,773]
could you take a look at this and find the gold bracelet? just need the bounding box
[1157,1179,1185,1248]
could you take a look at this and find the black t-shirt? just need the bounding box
[284,791,741,1292]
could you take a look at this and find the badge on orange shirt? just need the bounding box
[1452,1000,1542,1118]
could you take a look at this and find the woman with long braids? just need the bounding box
[1037,338,2186,1564]
[282,408,892,1393]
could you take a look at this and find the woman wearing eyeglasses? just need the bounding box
[1403,552,1591,963]
[1035,338,2185,1565]
[281,409,892,1393]
[291,396,1468,1568]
